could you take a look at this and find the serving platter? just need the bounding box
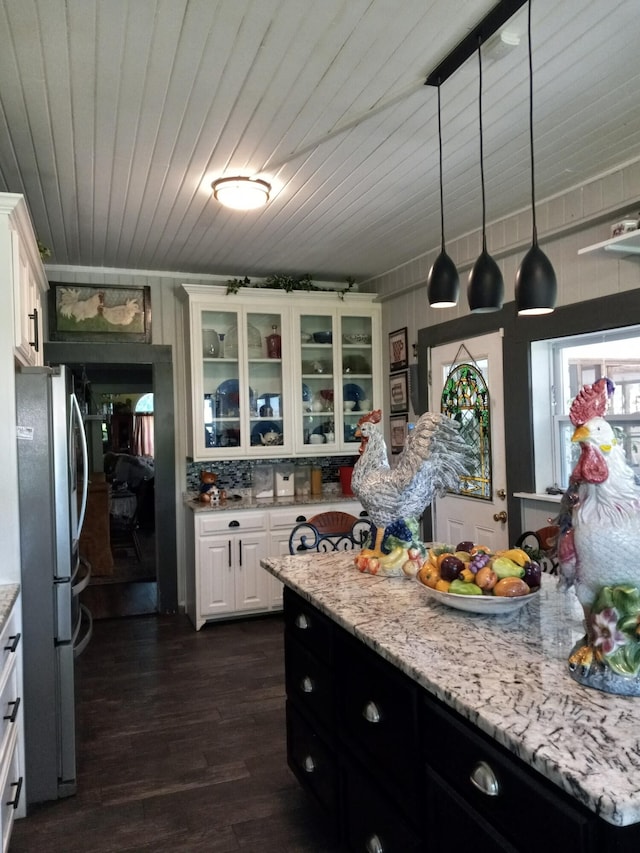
[415,577,540,614]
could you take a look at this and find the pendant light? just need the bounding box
[467,38,504,314]
[427,80,459,308]
[515,0,557,315]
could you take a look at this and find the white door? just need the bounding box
[428,331,509,551]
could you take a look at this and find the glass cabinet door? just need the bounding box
[201,309,243,452]
[340,314,374,448]
[247,311,286,450]
[299,313,336,449]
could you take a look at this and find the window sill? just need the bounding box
[513,491,562,504]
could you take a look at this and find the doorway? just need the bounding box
[43,342,178,617]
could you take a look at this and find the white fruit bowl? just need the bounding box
[415,577,540,615]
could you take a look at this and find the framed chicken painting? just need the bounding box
[48,283,151,343]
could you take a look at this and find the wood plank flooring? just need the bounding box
[10,613,344,852]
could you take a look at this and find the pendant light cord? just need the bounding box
[477,39,487,252]
[437,80,446,253]
[527,0,537,245]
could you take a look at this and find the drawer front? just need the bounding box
[0,726,22,853]
[196,510,265,536]
[286,701,339,821]
[0,606,20,681]
[285,635,333,729]
[422,695,596,853]
[269,501,364,530]
[344,758,423,853]
[0,662,20,760]
[283,588,333,665]
[336,630,418,803]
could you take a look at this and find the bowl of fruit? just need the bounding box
[415,541,542,614]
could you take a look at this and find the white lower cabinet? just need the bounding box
[0,593,24,852]
[186,500,364,629]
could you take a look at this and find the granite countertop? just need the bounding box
[0,584,20,631]
[185,491,358,513]
[261,553,640,828]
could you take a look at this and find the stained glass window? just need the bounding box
[441,363,492,500]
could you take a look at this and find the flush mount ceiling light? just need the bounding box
[212,176,271,210]
[514,0,557,316]
[427,80,460,308]
[467,38,504,314]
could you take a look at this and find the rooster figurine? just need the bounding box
[351,409,471,576]
[557,377,640,695]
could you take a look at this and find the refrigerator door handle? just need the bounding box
[70,392,89,537]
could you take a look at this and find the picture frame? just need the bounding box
[390,413,408,454]
[389,370,409,413]
[388,327,408,372]
[48,283,152,343]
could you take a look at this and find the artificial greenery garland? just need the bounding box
[226,274,355,299]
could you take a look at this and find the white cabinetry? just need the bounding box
[181,284,381,461]
[186,510,270,629]
[0,593,24,852]
[0,194,48,368]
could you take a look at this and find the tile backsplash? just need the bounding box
[186,455,359,493]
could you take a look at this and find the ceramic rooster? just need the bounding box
[352,409,470,576]
[557,377,640,694]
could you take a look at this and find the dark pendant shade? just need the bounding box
[427,250,459,307]
[467,248,504,313]
[515,241,557,315]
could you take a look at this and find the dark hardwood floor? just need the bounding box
[11,613,343,852]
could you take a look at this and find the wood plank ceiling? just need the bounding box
[0,0,639,284]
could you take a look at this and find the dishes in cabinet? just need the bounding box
[312,330,333,344]
[251,421,283,446]
[343,383,366,403]
[215,380,254,416]
[343,354,370,374]
[342,333,371,345]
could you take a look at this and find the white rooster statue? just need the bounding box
[351,409,471,577]
[557,377,640,694]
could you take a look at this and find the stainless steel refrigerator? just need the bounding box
[15,365,93,805]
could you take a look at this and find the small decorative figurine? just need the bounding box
[199,470,226,504]
[557,378,640,695]
[350,409,471,576]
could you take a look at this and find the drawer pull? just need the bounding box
[294,613,310,630]
[4,633,20,654]
[302,755,315,773]
[229,519,240,528]
[300,676,314,693]
[365,833,384,853]
[6,776,22,810]
[29,307,39,351]
[3,697,20,724]
[296,515,306,523]
[362,700,382,723]
[470,760,500,797]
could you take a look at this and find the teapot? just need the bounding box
[260,430,281,446]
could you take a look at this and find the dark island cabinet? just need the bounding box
[282,587,640,853]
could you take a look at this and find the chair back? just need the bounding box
[289,511,373,554]
[515,525,560,575]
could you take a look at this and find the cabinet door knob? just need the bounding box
[362,700,382,723]
[3,697,20,724]
[470,760,501,796]
[294,613,310,630]
[365,833,384,853]
[302,755,315,773]
[4,633,20,653]
[300,675,314,693]
[28,307,39,351]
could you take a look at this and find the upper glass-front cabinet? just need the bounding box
[294,307,380,453]
[183,285,381,461]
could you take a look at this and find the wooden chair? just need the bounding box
[288,511,373,554]
[515,524,560,575]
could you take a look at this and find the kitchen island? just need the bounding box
[261,552,640,852]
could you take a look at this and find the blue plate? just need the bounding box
[215,380,254,416]
[343,383,365,402]
[251,421,283,446]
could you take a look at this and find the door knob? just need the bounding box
[493,511,507,523]
[496,489,506,500]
